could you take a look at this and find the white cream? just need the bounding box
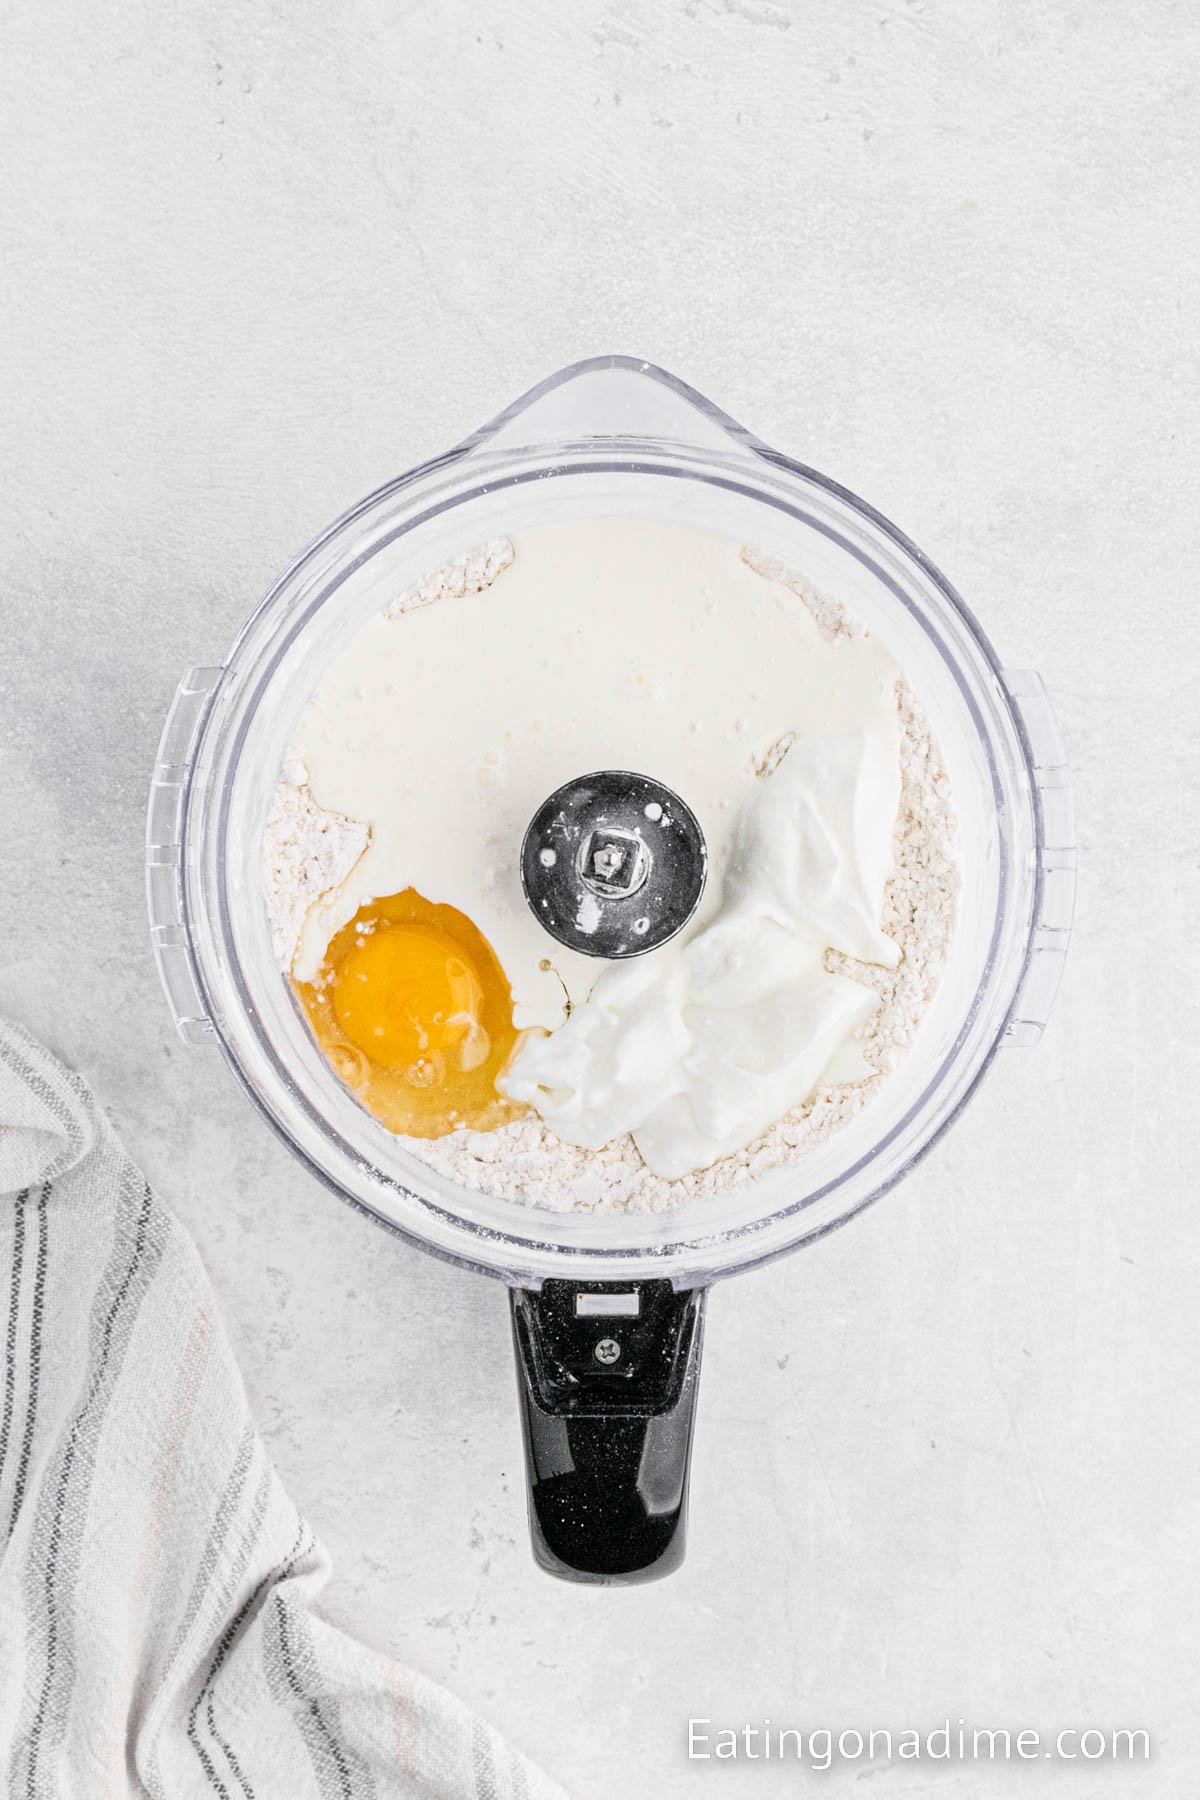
[288,520,902,1038]
[500,735,900,1178]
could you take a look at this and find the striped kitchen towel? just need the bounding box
[0,1018,566,1800]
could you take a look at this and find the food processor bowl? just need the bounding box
[146,358,1074,1581]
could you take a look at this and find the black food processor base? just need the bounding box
[510,1279,706,1584]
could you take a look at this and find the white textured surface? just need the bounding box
[1,2,1197,1796]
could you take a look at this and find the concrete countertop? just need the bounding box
[2,2,1196,1794]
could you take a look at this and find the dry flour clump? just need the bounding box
[824,681,959,1075]
[740,546,852,642]
[407,564,960,1215]
[384,539,514,618]
[263,760,370,968]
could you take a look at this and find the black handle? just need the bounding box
[509,1278,707,1584]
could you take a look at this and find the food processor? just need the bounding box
[145,356,1074,1584]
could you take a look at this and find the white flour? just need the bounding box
[263,540,959,1213]
[383,538,514,617]
[263,758,370,967]
[739,546,851,641]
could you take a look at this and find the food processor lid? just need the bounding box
[147,356,1075,1288]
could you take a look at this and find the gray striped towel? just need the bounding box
[0,1018,566,1800]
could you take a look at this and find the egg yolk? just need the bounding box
[296,890,527,1138]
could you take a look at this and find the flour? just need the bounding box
[263,759,370,967]
[740,546,850,641]
[753,730,797,778]
[383,538,514,617]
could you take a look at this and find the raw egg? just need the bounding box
[296,889,527,1137]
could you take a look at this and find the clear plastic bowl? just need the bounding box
[147,357,1075,1291]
